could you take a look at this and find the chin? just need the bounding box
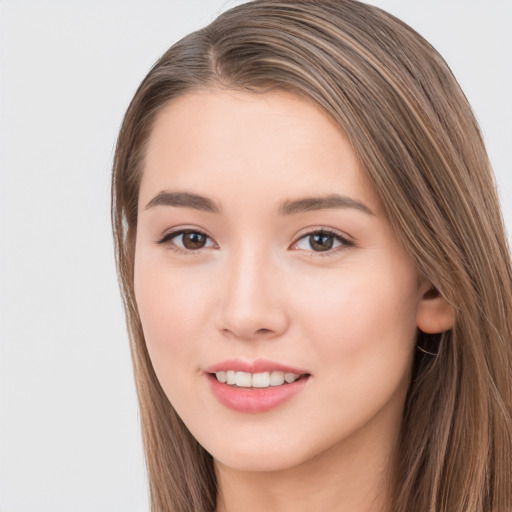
[214,450,304,473]
[204,432,319,473]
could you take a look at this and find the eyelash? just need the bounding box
[292,228,355,257]
[156,229,217,256]
[156,228,355,256]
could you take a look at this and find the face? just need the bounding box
[134,89,428,472]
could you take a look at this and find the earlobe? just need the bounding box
[416,284,454,334]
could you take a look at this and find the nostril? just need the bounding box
[255,328,273,335]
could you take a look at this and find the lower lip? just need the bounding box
[206,374,309,413]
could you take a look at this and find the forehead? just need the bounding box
[139,89,380,213]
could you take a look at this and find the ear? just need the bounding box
[416,281,453,334]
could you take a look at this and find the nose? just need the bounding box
[216,248,289,341]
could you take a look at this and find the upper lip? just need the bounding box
[204,358,310,375]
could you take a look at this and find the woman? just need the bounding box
[111,1,512,510]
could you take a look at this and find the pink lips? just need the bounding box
[205,358,309,375]
[204,359,310,414]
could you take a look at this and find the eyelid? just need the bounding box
[155,227,218,253]
[290,227,355,254]
[155,225,354,255]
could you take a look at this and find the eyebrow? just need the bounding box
[144,190,373,216]
[279,194,374,216]
[145,191,221,213]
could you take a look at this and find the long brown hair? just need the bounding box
[111,1,512,510]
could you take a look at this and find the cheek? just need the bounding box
[133,252,213,382]
[294,265,419,377]
[287,268,419,446]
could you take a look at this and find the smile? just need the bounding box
[205,360,311,413]
[214,370,304,388]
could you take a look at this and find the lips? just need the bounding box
[205,358,309,374]
[204,359,311,413]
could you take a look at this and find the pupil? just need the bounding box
[310,233,333,251]
[183,232,206,249]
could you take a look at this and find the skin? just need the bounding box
[134,89,450,512]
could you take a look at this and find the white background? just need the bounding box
[0,1,510,511]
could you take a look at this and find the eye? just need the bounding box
[292,230,353,253]
[157,229,216,252]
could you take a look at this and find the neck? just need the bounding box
[214,424,398,512]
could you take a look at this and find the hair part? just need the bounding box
[112,1,512,510]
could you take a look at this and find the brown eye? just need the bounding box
[158,229,215,252]
[181,231,208,249]
[293,230,353,254]
[309,233,334,251]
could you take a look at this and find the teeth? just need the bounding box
[270,371,285,386]
[285,373,298,383]
[252,372,270,388]
[215,370,302,387]
[235,371,252,387]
